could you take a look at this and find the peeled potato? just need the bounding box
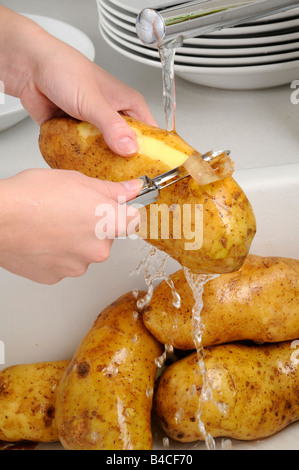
[39,116,256,274]
[143,255,299,350]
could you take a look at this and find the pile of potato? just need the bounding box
[0,118,298,450]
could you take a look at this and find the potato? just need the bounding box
[154,341,299,442]
[143,255,299,350]
[0,360,70,443]
[39,117,256,275]
[39,117,195,180]
[55,292,163,450]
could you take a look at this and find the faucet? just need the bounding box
[136,0,299,48]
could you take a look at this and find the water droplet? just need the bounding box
[221,438,233,450]
[132,288,139,299]
[90,432,99,444]
[132,311,139,321]
[175,408,184,424]
[146,387,153,398]
[163,437,170,448]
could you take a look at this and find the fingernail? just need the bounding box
[121,179,143,191]
[117,136,138,155]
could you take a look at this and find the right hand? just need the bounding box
[0,169,142,284]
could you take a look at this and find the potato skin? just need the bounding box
[0,360,70,443]
[144,176,256,274]
[39,117,256,275]
[55,292,163,450]
[154,341,299,442]
[144,255,299,349]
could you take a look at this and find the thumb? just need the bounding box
[86,96,139,157]
[88,177,143,203]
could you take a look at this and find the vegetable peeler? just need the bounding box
[127,150,230,207]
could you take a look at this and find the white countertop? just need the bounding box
[0,0,299,178]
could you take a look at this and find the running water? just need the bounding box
[131,41,229,450]
[159,45,177,132]
[130,247,181,311]
[158,40,228,450]
[183,268,229,450]
[130,247,180,372]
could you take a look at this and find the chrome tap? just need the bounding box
[136,0,299,48]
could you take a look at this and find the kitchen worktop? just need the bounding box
[0,0,299,451]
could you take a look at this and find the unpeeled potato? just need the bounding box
[154,341,299,442]
[55,292,163,450]
[39,116,256,275]
[0,360,70,443]
[143,255,299,350]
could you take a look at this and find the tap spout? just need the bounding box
[136,0,299,48]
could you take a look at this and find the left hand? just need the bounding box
[0,7,157,156]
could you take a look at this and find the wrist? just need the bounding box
[0,7,49,98]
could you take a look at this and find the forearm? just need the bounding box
[0,6,47,98]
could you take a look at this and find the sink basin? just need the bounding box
[0,162,298,450]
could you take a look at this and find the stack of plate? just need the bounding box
[97,0,299,90]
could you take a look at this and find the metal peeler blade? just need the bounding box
[127,150,230,207]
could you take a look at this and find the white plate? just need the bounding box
[208,16,299,37]
[99,4,137,33]
[177,40,299,57]
[104,0,161,15]
[0,13,95,133]
[245,6,299,24]
[98,0,136,23]
[100,12,299,58]
[102,18,299,66]
[0,94,28,133]
[100,25,299,90]
[101,18,299,66]
[185,29,299,47]
[23,13,96,61]
[176,60,299,90]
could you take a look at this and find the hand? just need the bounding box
[0,169,142,284]
[0,7,157,156]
